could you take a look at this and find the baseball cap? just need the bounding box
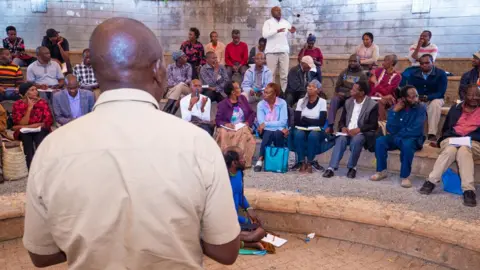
[473,51,480,59]
[46,28,59,38]
[301,55,315,70]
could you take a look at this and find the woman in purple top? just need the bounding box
[215,82,256,167]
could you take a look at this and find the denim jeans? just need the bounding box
[329,134,365,169]
[293,129,323,163]
[259,130,285,158]
[375,135,418,179]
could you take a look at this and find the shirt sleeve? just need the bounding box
[62,39,70,51]
[23,170,61,255]
[26,66,35,82]
[12,101,25,125]
[200,138,240,245]
[56,63,64,80]
[202,98,211,122]
[408,44,417,64]
[180,97,191,122]
[41,101,54,128]
[262,20,277,39]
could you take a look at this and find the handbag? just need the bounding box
[2,141,28,181]
[264,146,289,173]
[442,168,463,195]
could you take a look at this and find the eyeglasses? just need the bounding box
[419,62,430,65]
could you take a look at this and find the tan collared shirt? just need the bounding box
[205,42,226,65]
[23,88,240,269]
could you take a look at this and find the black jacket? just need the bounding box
[286,65,321,93]
[459,68,479,101]
[438,103,480,144]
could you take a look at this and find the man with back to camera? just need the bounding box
[23,18,240,269]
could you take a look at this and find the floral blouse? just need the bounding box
[180,40,206,66]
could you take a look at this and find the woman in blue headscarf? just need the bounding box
[298,34,323,82]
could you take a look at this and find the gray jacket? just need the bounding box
[52,89,95,125]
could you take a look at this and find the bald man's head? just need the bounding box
[89,17,166,100]
[65,74,79,97]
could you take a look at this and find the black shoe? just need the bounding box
[419,181,435,195]
[170,105,179,115]
[311,161,324,172]
[162,99,175,113]
[346,168,357,179]
[254,165,262,172]
[427,134,437,142]
[290,162,302,171]
[322,169,334,178]
[463,191,477,207]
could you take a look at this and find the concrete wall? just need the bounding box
[1,0,479,57]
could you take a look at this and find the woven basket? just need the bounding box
[2,141,28,181]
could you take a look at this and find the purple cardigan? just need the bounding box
[215,95,255,127]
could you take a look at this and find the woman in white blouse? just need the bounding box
[355,32,379,70]
[180,79,213,135]
[292,80,327,173]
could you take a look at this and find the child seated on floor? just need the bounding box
[224,146,269,251]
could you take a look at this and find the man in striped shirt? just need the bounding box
[408,30,438,66]
[0,48,22,101]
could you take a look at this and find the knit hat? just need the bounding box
[301,55,315,70]
[473,51,480,59]
[172,50,186,62]
[18,82,34,96]
[309,79,322,89]
[307,34,316,43]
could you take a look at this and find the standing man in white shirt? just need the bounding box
[22,17,240,269]
[262,6,296,93]
[180,79,214,135]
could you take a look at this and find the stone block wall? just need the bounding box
[1,0,479,57]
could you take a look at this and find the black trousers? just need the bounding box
[202,89,225,103]
[285,91,306,108]
[19,129,49,169]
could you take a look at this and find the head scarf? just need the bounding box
[307,34,316,43]
[309,79,322,89]
[19,82,34,97]
[172,50,185,62]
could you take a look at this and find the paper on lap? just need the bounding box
[37,88,54,92]
[295,126,321,131]
[371,97,381,101]
[20,126,41,134]
[262,233,287,247]
[221,123,245,131]
[449,137,471,148]
[336,132,348,136]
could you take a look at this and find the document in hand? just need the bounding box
[37,88,54,92]
[221,123,246,131]
[449,137,472,148]
[20,126,42,134]
[335,132,348,136]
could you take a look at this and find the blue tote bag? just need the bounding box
[442,168,463,195]
[264,146,289,173]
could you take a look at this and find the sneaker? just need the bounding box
[299,162,308,173]
[290,162,302,171]
[311,161,324,172]
[346,168,357,179]
[253,160,263,172]
[463,191,477,207]
[322,169,334,178]
[401,178,412,188]
[370,170,388,181]
[427,134,437,142]
[419,181,435,195]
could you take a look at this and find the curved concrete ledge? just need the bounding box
[245,188,480,269]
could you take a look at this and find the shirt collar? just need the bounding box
[66,90,80,101]
[93,88,159,110]
[354,96,366,105]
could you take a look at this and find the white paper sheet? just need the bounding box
[336,132,348,136]
[221,123,245,131]
[20,126,41,134]
[37,88,54,92]
[371,96,382,101]
[449,137,471,147]
[261,233,288,247]
[295,126,321,131]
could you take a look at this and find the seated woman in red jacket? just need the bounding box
[369,54,402,121]
[215,81,256,167]
[12,82,53,168]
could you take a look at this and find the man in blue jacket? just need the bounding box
[241,52,273,104]
[420,84,480,207]
[402,54,447,142]
[370,85,427,188]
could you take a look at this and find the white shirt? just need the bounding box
[348,97,366,130]
[295,96,327,120]
[262,17,292,54]
[408,43,438,66]
[180,93,211,122]
[23,88,240,270]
